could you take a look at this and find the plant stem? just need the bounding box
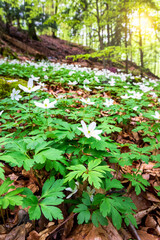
[45,109,48,128]
[28,93,33,125]
[0,208,5,224]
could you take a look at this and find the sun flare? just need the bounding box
[130,13,153,34]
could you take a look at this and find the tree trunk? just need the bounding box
[4,2,12,34]
[124,1,128,73]
[27,22,39,41]
[138,10,144,76]
[95,0,103,50]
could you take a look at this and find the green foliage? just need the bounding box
[22,177,65,220]
[64,159,113,189]
[0,58,160,231]
[154,186,160,197]
[123,172,150,195]
[0,178,24,209]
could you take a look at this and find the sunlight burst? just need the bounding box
[130,13,153,34]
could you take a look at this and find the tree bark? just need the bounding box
[124,1,128,73]
[27,22,39,41]
[138,10,144,76]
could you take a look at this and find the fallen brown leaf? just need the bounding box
[27,230,40,240]
[134,205,157,224]
[146,192,160,203]
[137,229,159,240]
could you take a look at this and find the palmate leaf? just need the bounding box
[0,179,24,209]
[84,171,104,189]
[41,205,63,221]
[91,210,108,227]
[84,159,113,189]
[99,195,137,229]
[105,178,123,191]
[1,192,23,209]
[41,148,63,160]
[41,177,65,199]
[28,204,41,220]
[65,160,113,188]
[100,198,111,217]
[73,204,91,224]
[64,165,86,183]
[111,206,122,230]
[23,178,65,221]
[0,178,14,196]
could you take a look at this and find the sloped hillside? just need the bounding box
[0,25,158,78]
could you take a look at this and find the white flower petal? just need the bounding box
[34,101,44,108]
[0,110,4,116]
[88,122,96,132]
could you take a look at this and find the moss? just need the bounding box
[0,47,18,59]
[0,76,27,99]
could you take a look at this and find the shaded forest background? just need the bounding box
[0,0,160,76]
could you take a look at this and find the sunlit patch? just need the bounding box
[130,13,154,35]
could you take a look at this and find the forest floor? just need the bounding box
[0,26,158,78]
[0,28,160,240]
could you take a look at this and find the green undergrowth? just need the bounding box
[0,76,27,98]
[0,59,160,231]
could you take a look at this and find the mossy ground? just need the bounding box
[0,76,26,99]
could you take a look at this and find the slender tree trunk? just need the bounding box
[129,25,132,62]
[124,2,128,73]
[95,0,103,50]
[138,10,144,76]
[106,3,110,46]
[95,0,105,67]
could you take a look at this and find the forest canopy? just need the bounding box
[0,0,160,75]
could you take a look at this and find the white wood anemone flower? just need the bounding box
[83,85,91,92]
[103,98,114,107]
[78,120,102,140]
[86,186,95,202]
[133,106,138,111]
[65,182,79,199]
[68,80,78,86]
[30,75,40,81]
[11,88,22,101]
[34,98,57,109]
[152,111,160,119]
[80,98,95,105]
[0,110,4,116]
[19,79,40,93]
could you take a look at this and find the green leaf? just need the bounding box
[92,210,108,227]
[28,205,41,220]
[74,204,90,224]
[41,148,63,160]
[105,179,123,191]
[82,192,91,206]
[41,177,65,199]
[124,214,137,228]
[64,164,86,183]
[111,206,122,230]
[85,171,104,189]
[0,155,20,166]
[0,178,14,196]
[41,205,63,221]
[0,163,5,180]
[83,160,113,188]
[34,153,46,164]
[100,198,111,217]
